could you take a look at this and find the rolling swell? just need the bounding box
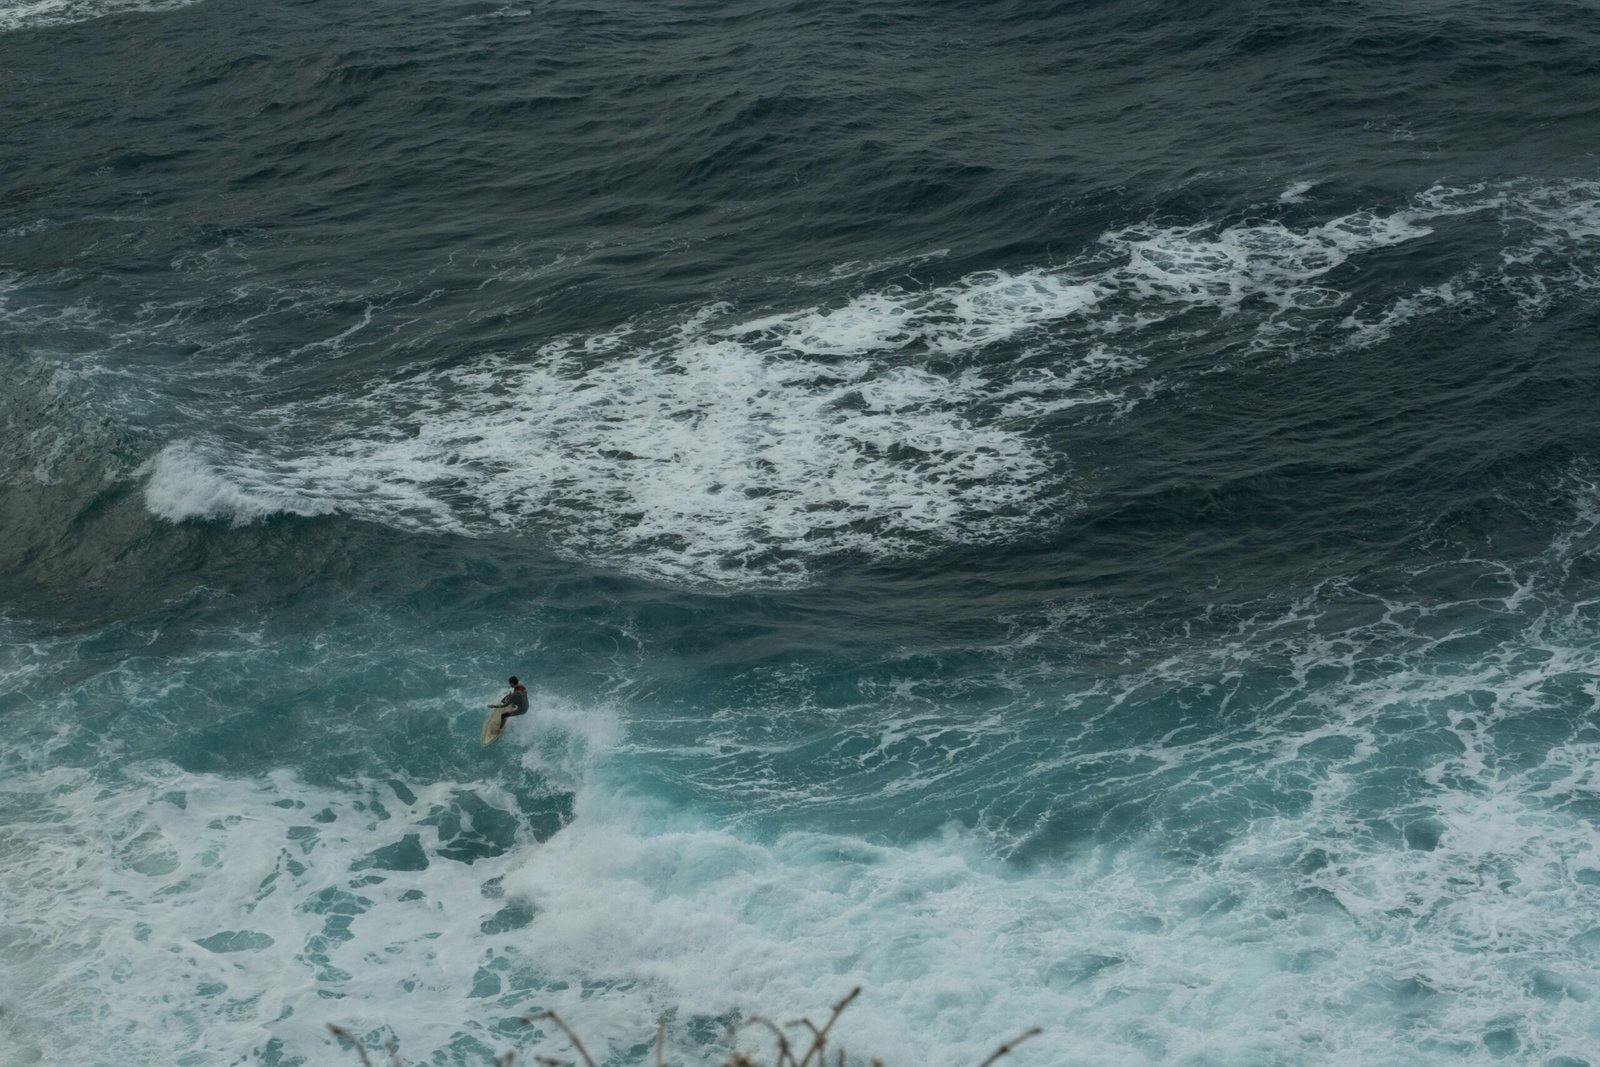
[8,178,1599,602]
[5,0,1600,1064]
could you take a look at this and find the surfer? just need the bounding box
[490,676,529,733]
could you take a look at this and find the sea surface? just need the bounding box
[4,1,1600,1064]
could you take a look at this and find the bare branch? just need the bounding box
[326,1024,374,1067]
[330,990,1030,1067]
[736,1014,795,1067]
[521,1010,597,1067]
[975,1027,1043,1067]
[795,988,861,1067]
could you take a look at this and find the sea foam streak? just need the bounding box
[144,279,1111,587]
[0,0,198,32]
[13,473,1600,1065]
[133,180,1600,588]
[5,699,1600,1066]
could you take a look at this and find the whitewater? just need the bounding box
[5,1,1600,1064]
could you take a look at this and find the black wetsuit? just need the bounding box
[500,685,529,717]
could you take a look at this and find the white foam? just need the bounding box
[0,0,199,32]
[1098,209,1433,320]
[1279,181,1317,204]
[20,472,1600,1064]
[143,439,457,529]
[142,275,1119,585]
[132,179,1600,588]
[7,736,1600,1067]
[142,441,332,525]
[1340,279,1480,348]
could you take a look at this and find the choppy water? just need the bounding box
[5,1,1600,1064]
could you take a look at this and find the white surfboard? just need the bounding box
[482,703,510,746]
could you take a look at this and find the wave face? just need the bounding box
[6,0,1600,1065]
[125,179,1600,588]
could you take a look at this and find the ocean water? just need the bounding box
[4,0,1600,1063]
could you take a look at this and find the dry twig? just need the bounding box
[975,1027,1043,1067]
[326,1024,374,1067]
[522,1009,598,1067]
[734,1014,795,1067]
[331,990,1033,1067]
[794,987,860,1067]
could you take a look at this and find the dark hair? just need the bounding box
[509,676,519,686]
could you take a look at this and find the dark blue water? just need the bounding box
[5,1,1600,1064]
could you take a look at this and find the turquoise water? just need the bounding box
[5,1,1600,1063]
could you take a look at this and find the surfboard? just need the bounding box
[482,703,510,746]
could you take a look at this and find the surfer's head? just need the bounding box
[508,675,519,686]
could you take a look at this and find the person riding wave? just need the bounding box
[490,676,529,732]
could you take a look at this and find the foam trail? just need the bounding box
[143,441,338,525]
[1279,181,1317,204]
[142,298,1098,585]
[143,439,458,529]
[130,179,1600,589]
[14,474,1600,1064]
[0,0,200,32]
[6,751,1600,1066]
